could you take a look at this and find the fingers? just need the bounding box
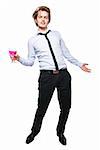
[14,55,20,61]
[83,67,91,72]
[85,68,91,72]
[10,54,20,61]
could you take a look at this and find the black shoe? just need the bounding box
[57,133,67,145]
[26,132,35,144]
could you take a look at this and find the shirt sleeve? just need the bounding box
[19,38,36,66]
[59,34,83,67]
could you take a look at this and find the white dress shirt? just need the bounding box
[19,30,83,70]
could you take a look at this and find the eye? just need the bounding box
[38,15,42,18]
[44,16,48,19]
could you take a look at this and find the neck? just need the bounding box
[38,27,48,33]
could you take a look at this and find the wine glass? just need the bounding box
[9,50,17,62]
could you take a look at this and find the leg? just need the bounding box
[31,72,55,135]
[26,72,55,144]
[56,70,71,135]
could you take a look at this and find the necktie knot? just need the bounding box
[38,30,51,36]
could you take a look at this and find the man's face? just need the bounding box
[35,10,49,29]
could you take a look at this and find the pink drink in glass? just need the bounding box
[9,50,17,62]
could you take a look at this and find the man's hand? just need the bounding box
[81,64,91,73]
[14,55,20,61]
[10,54,20,61]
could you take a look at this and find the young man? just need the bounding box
[13,6,91,145]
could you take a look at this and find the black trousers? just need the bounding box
[31,69,71,136]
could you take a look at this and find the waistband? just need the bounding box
[40,68,67,75]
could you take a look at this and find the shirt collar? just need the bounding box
[37,29,51,35]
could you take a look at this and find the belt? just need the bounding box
[40,68,67,75]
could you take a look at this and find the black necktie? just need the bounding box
[38,30,59,70]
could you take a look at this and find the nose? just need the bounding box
[41,17,45,21]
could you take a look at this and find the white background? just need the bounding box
[0,0,100,150]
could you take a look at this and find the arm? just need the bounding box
[59,35,91,72]
[13,38,36,66]
[60,37,83,67]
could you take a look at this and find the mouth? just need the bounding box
[41,21,46,25]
